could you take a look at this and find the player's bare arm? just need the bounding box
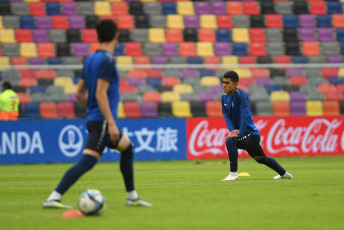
[96,78,120,143]
[75,79,88,107]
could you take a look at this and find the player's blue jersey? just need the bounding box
[221,88,259,137]
[81,50,120,121]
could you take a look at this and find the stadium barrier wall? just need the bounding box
[1,116,344,164]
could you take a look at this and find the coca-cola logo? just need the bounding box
[189,120,229,156]
[266,118,341,154]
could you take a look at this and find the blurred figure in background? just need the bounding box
[0,81,19,121]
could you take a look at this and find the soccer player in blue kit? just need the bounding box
[221,71,293,181]
[43,19,152,208]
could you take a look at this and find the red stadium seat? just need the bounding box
[57,102,75,118]
[249,28,266,42]
[227,2,243,15]
[166,29,183,42]
[309,1,327,15]
[52,15,69,29]
[117,15,135,30]
[249,42,266,56]
[243,1,260,15]
[321,68,338,79]
[125,42,143,56]
[16,29,32,43]
[112,2,129,15]
[40,102,58,119]
[323,100,340,116]
[239,56,256,64]
[124,101,142,118]
[29,2,46,16]
[134,56,151,65]
[82,29,98,43]
[266,14,283,28]
[206,101,222,117]
[217,15,233,29]
[179,42,196,56]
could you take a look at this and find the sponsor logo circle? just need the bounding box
[58,125,83,157]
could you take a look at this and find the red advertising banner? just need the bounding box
[186,116,344,159]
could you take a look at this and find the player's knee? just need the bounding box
[225,137,235,147]
[121,143,134,159]
[254,156,266,164]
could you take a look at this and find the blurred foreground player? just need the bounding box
[43,19,152,208]
[221,71,293,181]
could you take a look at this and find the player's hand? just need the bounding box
[108,123,120,143]
[230,129,239,138]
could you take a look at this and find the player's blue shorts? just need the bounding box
[85,120,123,155]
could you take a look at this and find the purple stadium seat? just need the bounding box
[210,85,223,95]
[211,2,227,15]
[299,14,315,28]
[290,101,306,115]
[73,43,89,57]
[32,29,49,42]
[184,15,200,29]
[29,57,45,65]
[162,43,178,56]
[289,91,307,102]
[128,78,145,86]
[318,28,334,41]
[62,2,78,15]
[255,77,272,86]
[328,55,343,63]
[182,69,200,78]
[36,16,52,29]
[286,68,304,77]
[299,28,316,41]
[69,15,85,29]
[214,42,231,56]
[198,92,214,102]
[68,93,79,103]
[194,2,210,15]
[151,56,168,65]
[141,102,158,117]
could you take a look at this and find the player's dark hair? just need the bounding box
[2,81,12,90]
[96,19,118,43]
[223,71,239,83]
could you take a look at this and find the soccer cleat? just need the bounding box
[221,173,239,181]
[42,200,73,209]
[273,172,293,180]
[126,198,153,207]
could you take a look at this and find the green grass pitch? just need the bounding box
[0,156,343,230]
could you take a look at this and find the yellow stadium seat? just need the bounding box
[200,15,217,29]
[196,42,214,57]
[148,28,166,43]
[232,68,252,78]
[338,68,344,77]
[172,101,193,118]
[232,28,250,43]
[20,43,37,57]
[0,16,3,29]
[167,15,184,29]
[161,91,180,102]
[0,29,16,43]
[177,2,194,15]
[23,0,40,2]
[201,76,220,87]
[54,77,74,88]
[270,91,290,102]
[222,55,239,66]
[64,84,78,95]
[306,101,323,116]
[118,102,126,119]
[173,84,193,94]
[94,2,112,16]
[116,56,133,70]
[0,57,10,71]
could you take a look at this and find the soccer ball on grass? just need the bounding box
[78,189,106,216]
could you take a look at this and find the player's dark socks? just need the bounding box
[56,154,97,195]
[120,144,135,192]
[256,156,286,176]
[225,137,238,172]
